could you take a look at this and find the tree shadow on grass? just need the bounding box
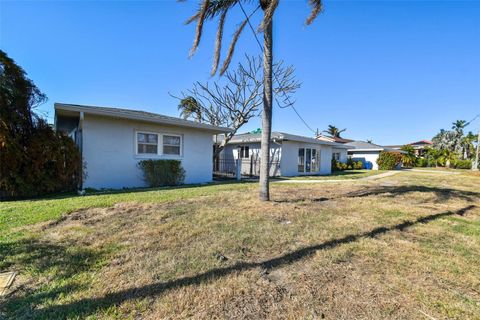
[273,170,369,181]
[274,185,480,204]
[22,205,476,319]
[0,238,110,319]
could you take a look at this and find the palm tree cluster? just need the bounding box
[425,120,478,168]
[184,0,323,201]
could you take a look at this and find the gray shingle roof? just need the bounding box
[226,131,349,148]
[345,141,385,150]
[346,141,406,153]
[55,103,232,133]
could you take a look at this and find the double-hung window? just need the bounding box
[163,135,181,155]
[137,133,158,155]
[136,132,181,156]
[298,148,320,173]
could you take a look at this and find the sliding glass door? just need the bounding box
[298,148,320,173]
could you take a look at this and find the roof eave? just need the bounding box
[55,103,232,133]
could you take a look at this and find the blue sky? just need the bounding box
[1,0,479,145]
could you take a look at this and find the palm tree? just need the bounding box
[185,0,323,201]
[400,145,416,167]
[452,120,467,134]
[178,96,202,122]
[323,125,346,138]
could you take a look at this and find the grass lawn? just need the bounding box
[1,171,479,319]
[277,169,387,180]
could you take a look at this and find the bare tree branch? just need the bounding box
[173,55,300,159]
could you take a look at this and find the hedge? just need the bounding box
[377,151,402,170]
[138,159,185,187]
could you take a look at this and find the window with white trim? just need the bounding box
[137,132,158,154]
[136,132,182,156]
[163,135,181,155]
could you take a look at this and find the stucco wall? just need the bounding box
[281,141,333,176]
[82,114,214,189]
[349,151,380,170]
[219,142,282,176]
[332,148,348,163]
[219,140,334,176]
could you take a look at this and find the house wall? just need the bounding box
[219,140,335,176]
[220,142,282,161]
[332,148,348,163]
[82,114,214,189]
[280,141,333,176]
[349,151,380,170]
[219,142,282,176]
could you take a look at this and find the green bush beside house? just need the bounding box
[138,159,186,187]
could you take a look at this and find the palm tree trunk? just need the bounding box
[259,16,273,201]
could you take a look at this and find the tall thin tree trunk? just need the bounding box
[259,17,273,201]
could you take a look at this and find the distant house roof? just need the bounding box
[316,135,354,144]
[385,140,433,149]
[225,131,350,148]
[346,141,405,153]
[55,103,232,133]
[410,140,433,146]
[332,137,355,144]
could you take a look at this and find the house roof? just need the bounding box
[346,141,406,153]
[55,103,232,133]
[225,131,350,148]
[316,135,354,144]
[385,140,433,149]
[410,140,433,146]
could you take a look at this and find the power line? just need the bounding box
[465,114,480,127]
[238,2,317,135]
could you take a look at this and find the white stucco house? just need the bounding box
[345,141,404,170]
[316,135,349,163]
[218,132,349,176]
[55,103,231,189]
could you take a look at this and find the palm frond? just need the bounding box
[306,0,322,25]
[185,0,238,25]
[203,0,239,19]
[211,9,228,76]
[219,18,248,76]
[185,12,200,25]
[189,0,211,57]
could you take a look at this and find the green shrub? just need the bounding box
[346,157,355,170]
[415,158,429,167]
[138,160,185,187]
[353,161,364,170]
[377,151,402,170]
[453,159,472,169]
[332,159,345,171]
[332,158,363,171]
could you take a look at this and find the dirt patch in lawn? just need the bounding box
[4,173,480,319]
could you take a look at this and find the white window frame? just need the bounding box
[162,134,182,156]
[298,147,321,173]
[135,130,183,157]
